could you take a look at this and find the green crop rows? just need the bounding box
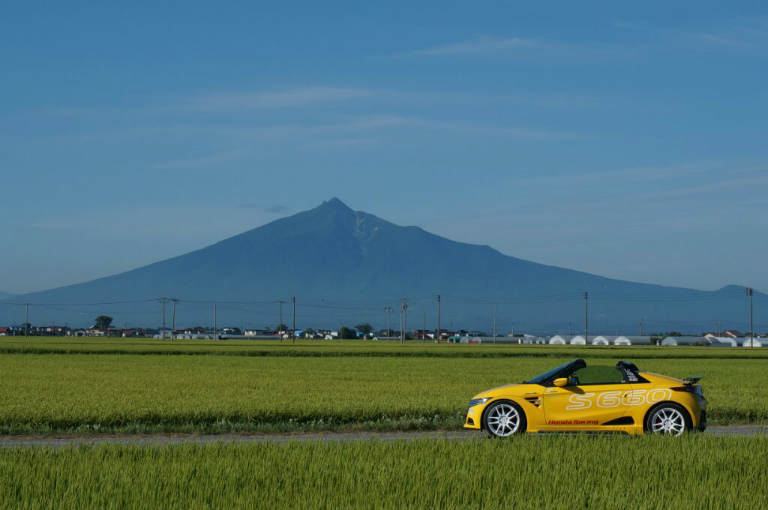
[2,336,768,359]
[1,350,766,435]
[1,435,767,510]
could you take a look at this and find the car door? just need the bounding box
[542,365,630,429]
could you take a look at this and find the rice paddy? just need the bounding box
[1,344,766,434]
[1,435,766,510]
[2,336,768,358]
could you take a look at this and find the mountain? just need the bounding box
[0,291,13,300]
[2,198,763,333]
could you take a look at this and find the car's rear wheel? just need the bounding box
[645,403,691,436]
[483,401,526,438]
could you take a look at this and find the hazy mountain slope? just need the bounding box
[2,199,762,332]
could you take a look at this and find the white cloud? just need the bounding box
[407,36,543,57]
[694,34,751,47]
[613,19,765,51]
[154,149,248,170]
[185,87,379,111]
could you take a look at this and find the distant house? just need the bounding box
[245,329,278,338]
[705,330,744,339]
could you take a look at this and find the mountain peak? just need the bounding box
[717,284,747,292]
[319,197,353,212]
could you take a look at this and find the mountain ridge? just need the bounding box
[1,199,762,332]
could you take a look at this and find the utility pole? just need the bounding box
[292,296,296,344]
[422,312,426,342]
[493,305,497,344]
[639,318,643,336]
[716,319,720,337]
[385,307,391,340]
[584,292,589,346]
[213,303,217,339]
[401,299,408,344]
[171,299,178,340]
[161,298,166,340]
[568,321,572,336]
[24,303,29,338]
[748,288,754,347]
[436,294,441,344]
[279,301,283,342]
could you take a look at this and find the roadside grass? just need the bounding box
[2,336,767,359]
[1,354,766,435]
[1,435,766,510]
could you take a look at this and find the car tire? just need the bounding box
[482,400,526,438]
[644,403,692,436]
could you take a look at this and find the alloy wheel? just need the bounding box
[649,406,686,436]
[485,403,521,437]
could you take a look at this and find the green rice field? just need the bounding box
[2,336,767,358]
[1,435,766,510]
[1,337,766,434]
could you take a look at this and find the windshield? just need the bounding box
[524,361,576,384]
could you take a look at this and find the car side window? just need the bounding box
[570,366,625,385]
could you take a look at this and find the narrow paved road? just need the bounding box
[0,425,765,448]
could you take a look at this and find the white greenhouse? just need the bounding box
[741,338,763,348]
[660,336,709,346]
[592,335,618,346]
[709,337,738,347]
[614,336,653,346]
[570,335,587,345]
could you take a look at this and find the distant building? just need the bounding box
[707,337,738,347]
[614,336,652,346]
[570,335,589,345]
[661,336,709,346]
[704,330,744,340]
[548,335,574,345]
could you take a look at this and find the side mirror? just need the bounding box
[553,377,568,387]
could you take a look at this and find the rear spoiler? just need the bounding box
[682,376,702,386]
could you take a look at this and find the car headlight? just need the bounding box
[468,397,492,407]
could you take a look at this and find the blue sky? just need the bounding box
[1,0,767,294]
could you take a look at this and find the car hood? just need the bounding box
[474,383,542,398]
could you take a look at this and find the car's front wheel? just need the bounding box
[483,400,526,438]
[645,403,691,436]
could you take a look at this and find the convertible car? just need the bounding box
[464,359,706,437]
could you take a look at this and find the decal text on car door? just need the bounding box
[565,389,672,410]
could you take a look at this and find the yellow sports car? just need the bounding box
[464,359,706,437]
